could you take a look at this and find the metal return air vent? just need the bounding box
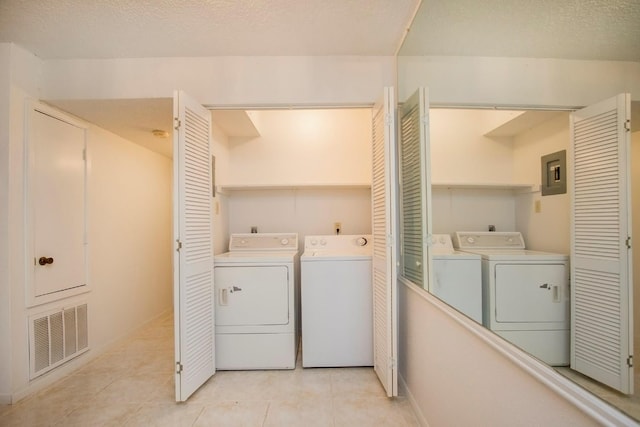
[29,303,89,379]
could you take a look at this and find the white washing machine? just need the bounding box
[453,231,569,366]
[431,234,482,323]
[301,234,373,367]
[214,233,299,370]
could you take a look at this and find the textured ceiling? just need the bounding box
[0,0,419,58]
[400,0,640,61]
[1,0,638,61]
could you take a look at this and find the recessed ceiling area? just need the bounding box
[49,98,175,158]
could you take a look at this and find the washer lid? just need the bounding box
[432,251,481,261]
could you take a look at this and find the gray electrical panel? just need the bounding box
[541,150,567,196]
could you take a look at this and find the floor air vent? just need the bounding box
[29,303,89,379]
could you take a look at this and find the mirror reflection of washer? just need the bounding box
[454,231,569,366]
[430,234,482,323]
[301,235,373,367]
[214,233,299,370]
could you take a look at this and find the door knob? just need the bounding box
[38,257,54,266]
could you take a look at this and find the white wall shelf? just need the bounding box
[217,183,371,194]
[432,182,537,192]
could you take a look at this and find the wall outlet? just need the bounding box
[334,222,342,234]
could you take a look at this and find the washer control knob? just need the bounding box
[466,236,475,244]
[356,237,368,246]
[281,238,289,246]
[310,239,318,246]
[320,239,327,246]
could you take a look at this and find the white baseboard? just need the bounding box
[399,374,429,427]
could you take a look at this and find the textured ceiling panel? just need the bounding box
[0,0,418,58]
[400,0,640,61]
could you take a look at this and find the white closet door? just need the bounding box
[399,88,432,289]
[570,93,633,394]
[173,90,215,402]
[372,87,398,397]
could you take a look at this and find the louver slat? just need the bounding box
[371,88,398,397]
[400,101,423,286]
[571,94,632,394]
[174,91,215,402]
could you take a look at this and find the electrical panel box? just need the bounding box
[541,150,567,196]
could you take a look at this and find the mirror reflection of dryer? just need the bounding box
[213,233,299,370]
[454,231,570,366]
[430,234,482,323]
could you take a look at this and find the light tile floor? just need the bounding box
[0,313,419,426]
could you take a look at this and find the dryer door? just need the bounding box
[494,263,569,323]
[214,266,289,326]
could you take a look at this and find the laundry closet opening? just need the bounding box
[211,107,373,253]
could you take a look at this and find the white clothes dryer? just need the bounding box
[431,234,482,323]
[214,233,299,370]
[454,231,569,366]
[301,235,373,367]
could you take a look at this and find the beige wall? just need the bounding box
[0,43,11,403]
[399,282,602,426]
[211,121,231,255]
[398,56,640,107]
[4,45,173,402]
[43,56,395,106]
[513,113,571,254]
[227,109,372,186]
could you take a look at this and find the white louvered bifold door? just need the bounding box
[570,93,633,394]
[173,90,216,402]
[399,88,432,289]
[372,87,398,397]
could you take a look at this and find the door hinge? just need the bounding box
[624,119,631,132]
[627,355,633,367]
[174,117,181,130]
[176,239,183,252]
[176,362,183,373]
[421,115,429,126]
[626,236,631,249]
[82,148,87,161]
[384,113,392,126]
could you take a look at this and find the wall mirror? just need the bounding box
[396,1,640,421]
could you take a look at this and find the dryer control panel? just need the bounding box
[229,233,298,252]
